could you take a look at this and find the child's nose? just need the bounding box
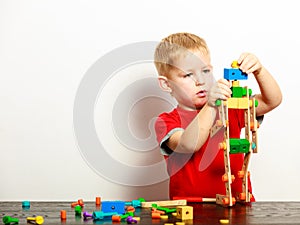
[194,73,205,85]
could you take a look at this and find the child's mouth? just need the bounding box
[197,90,207,97]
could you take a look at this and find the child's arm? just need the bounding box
[238,53,282,116]
[166,79,232,153]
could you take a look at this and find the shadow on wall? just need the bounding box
[111,77,176,199]
[89,72,176,200]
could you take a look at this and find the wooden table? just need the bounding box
[1,201,300,224]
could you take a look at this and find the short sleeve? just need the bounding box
[154,111,183,156]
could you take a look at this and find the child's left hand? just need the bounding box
[237,53,263,76]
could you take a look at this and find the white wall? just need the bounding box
[0,0,298,201]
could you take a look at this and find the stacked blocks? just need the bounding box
[212,60,259,206]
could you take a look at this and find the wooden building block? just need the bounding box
[176,206,193,220]
[141,199,187,208]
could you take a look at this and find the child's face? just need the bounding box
[167,50,214,110]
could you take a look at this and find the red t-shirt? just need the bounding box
[155,106,254,200]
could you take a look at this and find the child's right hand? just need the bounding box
[207,79,232,107]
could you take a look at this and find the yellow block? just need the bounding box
[227,98,239,108]
[219,219,229,224]
[176,206,193,220]
[232,80,240,87]
[231,61,239,68]
[227,98,251,109]
[238,98,250,109]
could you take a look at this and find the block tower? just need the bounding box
[210,61,259,207]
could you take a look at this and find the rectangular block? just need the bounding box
[101,201,125,214]
[227,98,239,108]
[141,199,187,208]
[238,98,250,109]
[232,86,244,97]
[224,68,248,80]
[229,138,250,154]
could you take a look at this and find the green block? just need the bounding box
[229,138,250,154]
[239,139,250,153]
[215,99,221,106]
[2,216,19,224]
[243,88,252,96]
[229,138,240,154]
[248,88,252,96]
[231,87,253,98]
[232,86,244,97]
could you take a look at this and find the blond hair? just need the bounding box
[154,32,210,77]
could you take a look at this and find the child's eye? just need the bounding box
[184,73,194,78]
[202,69,211,74]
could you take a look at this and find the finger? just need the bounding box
[209,92,229,107]
[213,83,232,98]
[218,78,231,88]
[239,55,257,73]
[237,52,249,65]
[244,63,260,74]
[218,80,232,95]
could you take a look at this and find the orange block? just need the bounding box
[95,197,101,206]
[60,210,67,220]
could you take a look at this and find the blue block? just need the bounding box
[101,201,125,214]
[224,68,248,80]
[93,211,118,220]
[125,199,142,207]
[22,201,30,208]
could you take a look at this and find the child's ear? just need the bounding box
[158,76,172,93]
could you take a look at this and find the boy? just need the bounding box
[154,32,282,200]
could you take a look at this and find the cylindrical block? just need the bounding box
[60,210,67,220]
[22,201,30,208]
[151,212,161,219]
[95,196,101,206]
